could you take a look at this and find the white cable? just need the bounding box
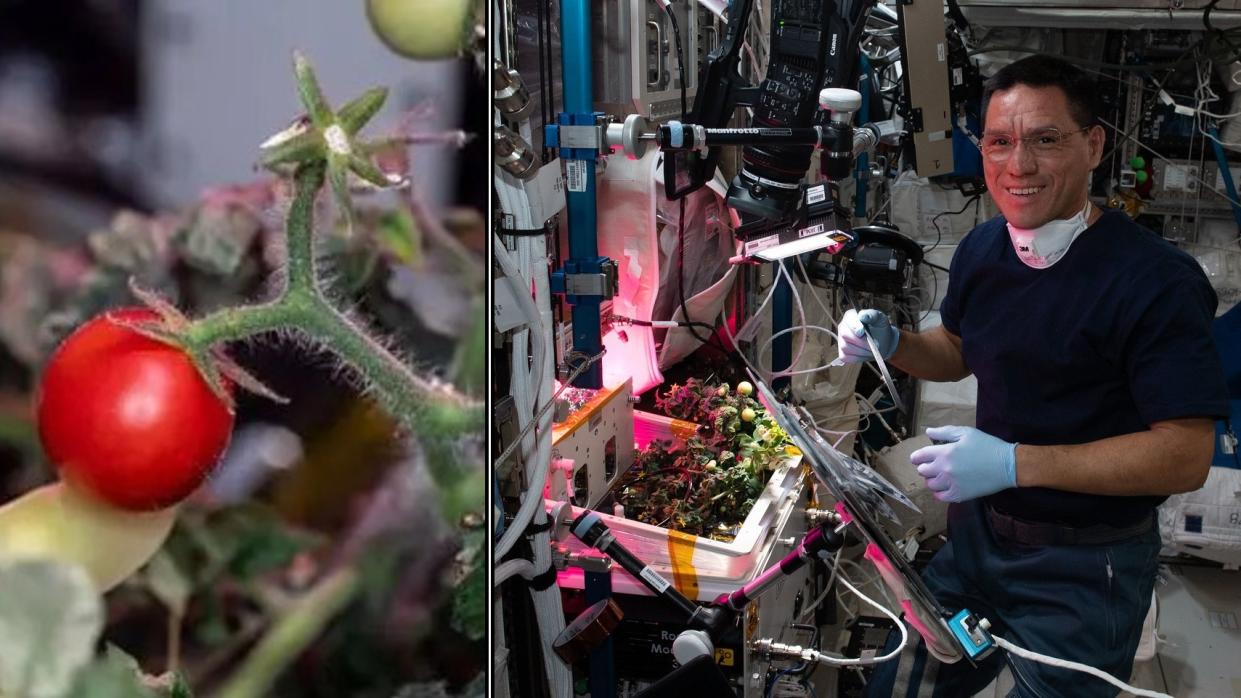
[498,224,571,697]
[721,263,793,382]
[734,260,795,348]
[992,635,1173,698]
[494,558,538,586]
[493,237,554,561]
[758,325,839,377]
[774,259,810,377]
[1100,116,1241,209]
[795,254,840,328]
[494,351,604,469]
[721,308,771,382]
[529,525,573,697]
[798,550,843,621]
[748,261,817,378]
[809,572,908,666]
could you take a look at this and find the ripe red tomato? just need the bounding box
[35,307,234,510]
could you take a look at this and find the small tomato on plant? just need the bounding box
[366,0,475,60]
[35,308,234,511]
[740,407,756,422]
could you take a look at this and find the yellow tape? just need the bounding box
[667,528,699,600]
[668,417,699,442]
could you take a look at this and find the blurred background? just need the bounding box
[0,1,486,696]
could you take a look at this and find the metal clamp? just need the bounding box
[559,124,603,150]
[552,544,614,574]
[563,259,618,297]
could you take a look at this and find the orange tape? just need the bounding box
[667,417,700,442]
[552,383,622,445]
[667,529,699,600]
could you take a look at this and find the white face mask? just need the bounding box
[1006,201,1092,269]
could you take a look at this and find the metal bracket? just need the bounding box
[907,106,924,134]
[553,545,614,574]
[562,259,618,298]
[560,124,604,149]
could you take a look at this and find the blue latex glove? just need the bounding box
[835,308,900,365]
[910,426,1018,503]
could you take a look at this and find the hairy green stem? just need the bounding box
[182,296,481,440]
[294,295,478,433]
[182,301,296,348]
[179,159,482,520]
[211,567,359,698]
[284,164,326,292]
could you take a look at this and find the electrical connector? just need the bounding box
[947,609,995,661]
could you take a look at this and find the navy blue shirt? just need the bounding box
[939,208,1230,527]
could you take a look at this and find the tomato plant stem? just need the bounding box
[213,566,360,698]
[284,162,326,293]
[179,158,482,523]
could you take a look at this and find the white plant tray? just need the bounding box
[551,428,805,601]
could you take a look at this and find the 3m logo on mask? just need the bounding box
[1006,201,1092,270]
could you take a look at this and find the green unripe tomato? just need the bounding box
[0,482,176,592]
[366,0,475,60]
[737,381,754,396]
[741,407,756,422]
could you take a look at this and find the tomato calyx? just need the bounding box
[114,279,289,410]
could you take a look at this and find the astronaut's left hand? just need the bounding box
[910,425,1017,503]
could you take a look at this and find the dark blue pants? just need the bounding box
[865,500,1160,697]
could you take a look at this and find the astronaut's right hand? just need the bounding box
[836,308,900,364]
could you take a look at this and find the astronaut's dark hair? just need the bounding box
[981,54,1099,129]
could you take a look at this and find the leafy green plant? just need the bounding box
[615,380,791,540]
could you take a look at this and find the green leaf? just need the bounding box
[348,153,395,189]
[258,128,325,171]
[338,87,388,135]
[449,298,486,397]
[450,533,485,641]
[69,649,159,698]
[210,504,319,581]
[164,673,194,698]
[192,597,231,648]
[327,154,355,236]
[291,51,333,129]
[375,210,422,267]
[0,559,104,698]
[144,550,191,616]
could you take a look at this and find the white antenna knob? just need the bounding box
[819,88,863,123]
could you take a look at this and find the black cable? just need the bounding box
[544,0,556,131]
[945,0,971,39]
[499,225,550,237]
[535,0,549,163]
[925,193,982,255]
[1226,418,1240,470]
[1204,0,1241,67]
[667,3,719,350]
[918,259,939,325]
[665,5,688,118]
[923,260,950,274]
